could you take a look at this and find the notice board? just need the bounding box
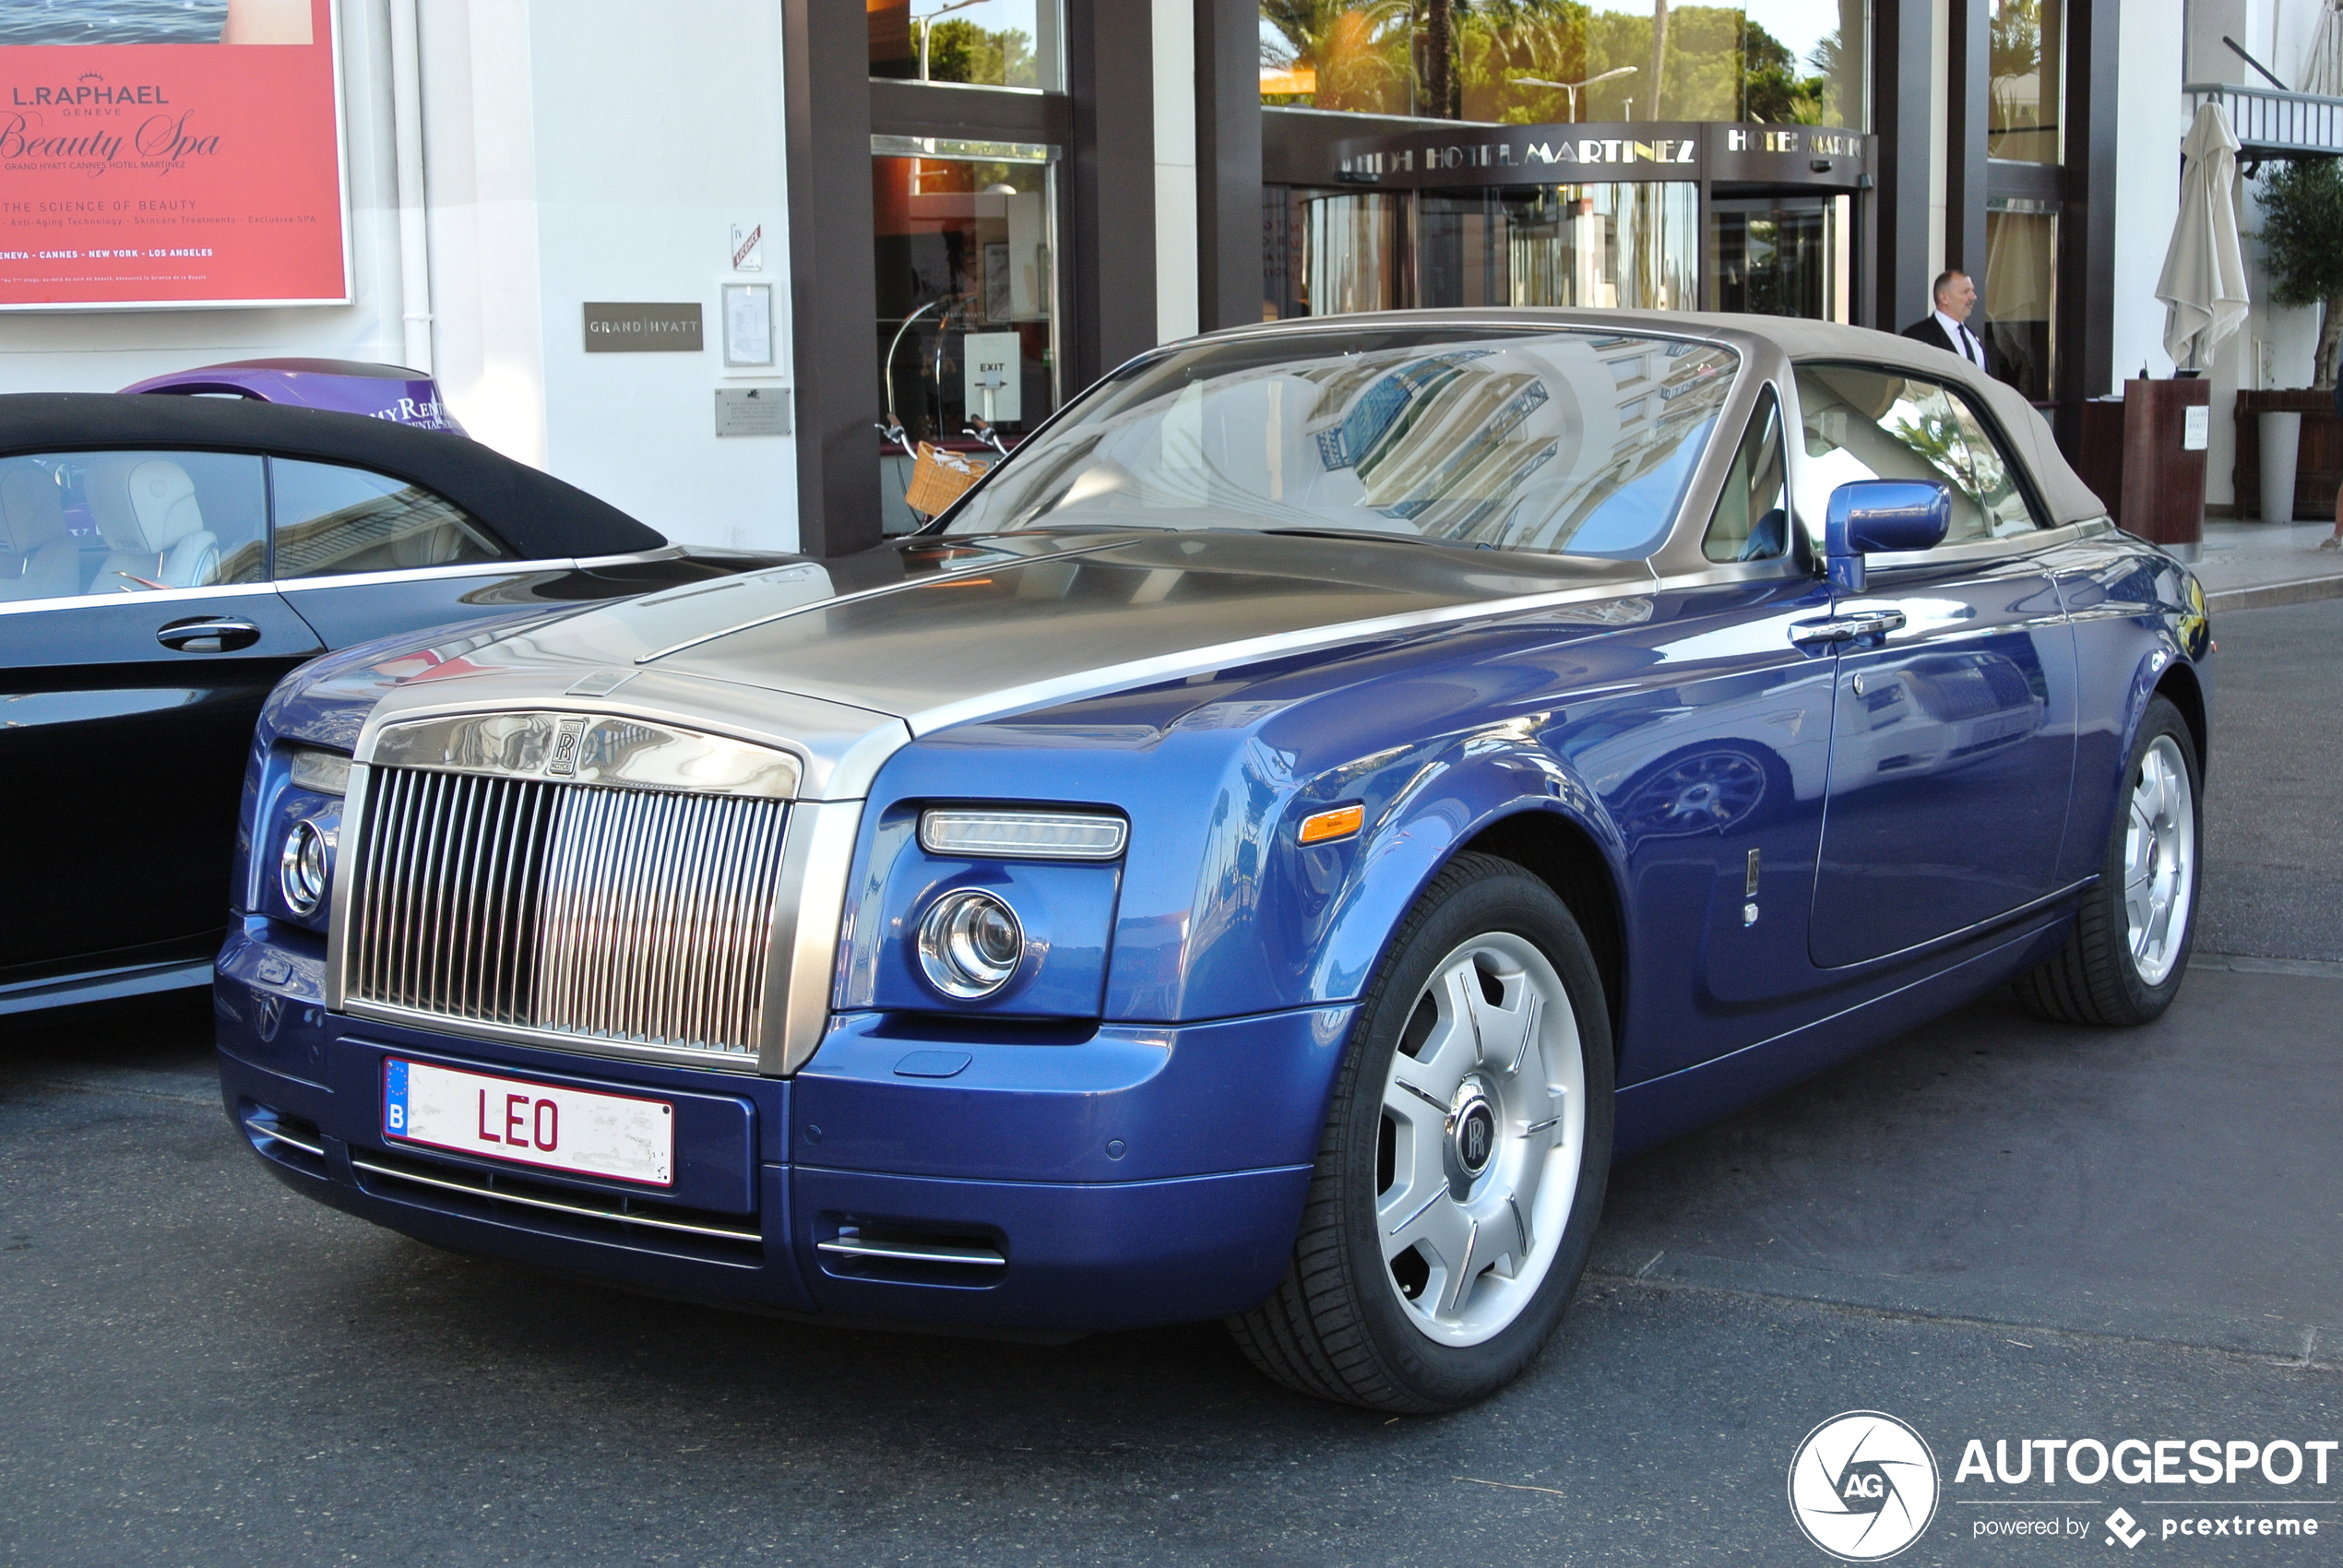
[0,0,349,310]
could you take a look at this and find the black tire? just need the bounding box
[1226,851,1614,1412]
[2013,695,2202,1026]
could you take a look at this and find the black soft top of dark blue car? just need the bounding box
[0,392,662,560]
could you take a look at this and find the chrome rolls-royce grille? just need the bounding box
[340,712,803,1063]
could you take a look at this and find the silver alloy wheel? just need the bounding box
[1377,932,1586,1348]
[2124,733,2196,987]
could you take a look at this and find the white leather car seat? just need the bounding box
[85,457,219,591]
[0,465,80,601]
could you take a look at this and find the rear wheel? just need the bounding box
[1227,852,1613,1411]
[2014,695,2201,1026]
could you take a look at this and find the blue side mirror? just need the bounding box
[1825,480,1952,593]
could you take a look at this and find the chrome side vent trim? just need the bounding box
[817,1229,1007,1268]
[352,1153,763,1245]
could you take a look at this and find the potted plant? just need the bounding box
[2252,157,2343,522]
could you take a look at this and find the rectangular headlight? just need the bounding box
[287,746,351,797]
[919,808,1127,861]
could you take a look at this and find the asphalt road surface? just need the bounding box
[5,600,2339,1567]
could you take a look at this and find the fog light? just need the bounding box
[279,819,334,918]
[917,889,1024,999]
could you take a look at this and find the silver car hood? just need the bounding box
[354,529,1654,799]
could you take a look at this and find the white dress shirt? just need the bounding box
[1934,309,1986,369]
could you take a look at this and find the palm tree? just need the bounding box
[1261,0,1416,113]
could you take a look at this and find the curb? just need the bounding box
[2206,573,2343,612]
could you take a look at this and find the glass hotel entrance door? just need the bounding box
[1271,122,1867,328]
[1710,193,1854,321]
[1294,176,1856,325]
[872,137,1059,533]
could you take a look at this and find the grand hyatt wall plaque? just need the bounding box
[582,302,705,352]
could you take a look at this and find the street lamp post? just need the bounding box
[914,0,986,81]
[1511,65,1637,122]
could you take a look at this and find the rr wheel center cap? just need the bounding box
[1446,1078,1499,1188]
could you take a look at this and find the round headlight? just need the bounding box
[916,889,1025,999]
[279,819,334,919]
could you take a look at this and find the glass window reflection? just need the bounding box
[1259,1,1868,131]
[870,0,1061,91]
[946,329,1742,559]
[1793,364,2044,546]
[1300,184,1699,317]
[1983,197,2057,400]
[1987,0,2061,162]
[0,450,265,600]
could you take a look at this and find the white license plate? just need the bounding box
[383,1059,673,1187]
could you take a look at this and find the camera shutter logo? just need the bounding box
[1787,1411,1940,1561]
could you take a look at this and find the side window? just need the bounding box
[0,450,265,602]
[1790,364,2045,546]
[268,458,512,580]
[1701,386,1790,563]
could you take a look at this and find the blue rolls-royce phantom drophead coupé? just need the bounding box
[216,313,2210,1410]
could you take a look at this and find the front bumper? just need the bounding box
[216,925,1346,1334]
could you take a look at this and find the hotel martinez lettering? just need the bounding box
[1334,122,1873,190]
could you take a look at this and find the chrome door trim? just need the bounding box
[273,557,577,593]
[0,579,285,617]
[1859,518,2102,574]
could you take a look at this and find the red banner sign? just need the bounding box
[0,0,347,309]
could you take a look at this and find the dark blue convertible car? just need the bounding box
[215,314,2210,1410]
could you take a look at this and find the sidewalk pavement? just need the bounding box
[2192,518,2343,611]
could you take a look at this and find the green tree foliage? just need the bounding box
[1262,1,1849,126]
[923,19,1037,89]
[2254,157,2343,388]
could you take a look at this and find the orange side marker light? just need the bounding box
[1299,803,1365,845]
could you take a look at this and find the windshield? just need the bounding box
[942,327,1739,558]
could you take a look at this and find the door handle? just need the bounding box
[156,615,262,653]
[1789,609,1907,649]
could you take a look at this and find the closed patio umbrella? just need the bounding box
[2303,0,2343,98]
[2156,101,2251,372]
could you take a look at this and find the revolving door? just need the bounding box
[1272,120,1870,327]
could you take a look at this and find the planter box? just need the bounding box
[2078,379,2210,552]
[2234,388,2343,521]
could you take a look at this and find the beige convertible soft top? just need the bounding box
[1635,313,2110,530]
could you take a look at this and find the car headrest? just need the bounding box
[0,464,69,553]
[85,456,204,553]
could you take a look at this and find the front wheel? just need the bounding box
[1227,852,1613,1411]
[2014,694,2202,1026]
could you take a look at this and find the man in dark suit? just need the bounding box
[1902,269,1993,378]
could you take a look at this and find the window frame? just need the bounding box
[261,455,522,586]
[0,446,272,606]
[1700,384,1792,565]
[1788,359,2060,562]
